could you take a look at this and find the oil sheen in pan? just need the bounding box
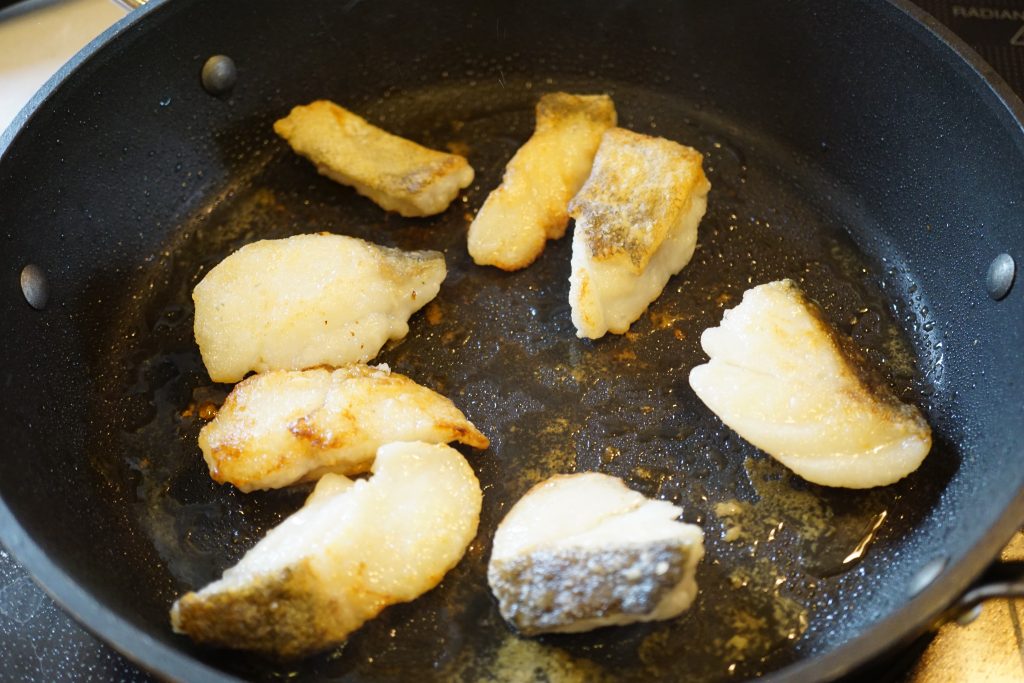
[103,77,950,682]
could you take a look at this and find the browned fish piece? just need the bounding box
[467,93,616,270]
[199,364,488,492]
[488,473,704,635]
[689,279,932,488]
[569,128,710,338]
[192,233,446,383]
[274,100,474,216]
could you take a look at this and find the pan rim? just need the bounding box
[0,495,243,683]
[0,5,241,681]
[0,0,1023,680]
[0,0,151,148]
[757,0,1024,678]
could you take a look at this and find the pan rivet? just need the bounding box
[986,253,1015,300]
[909,557,946,596]
[201,55,237,96]
[20,264,49,310]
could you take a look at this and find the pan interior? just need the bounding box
[94,75,954,682]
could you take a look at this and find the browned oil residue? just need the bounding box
[182,386,229,423]
[638,558,808,678]
[717,458,834,542]
[716,559,809,662]
[717,458,892,578]
[456,635,611,683]
[509,415,578,491]
[601,445,622,465]
[805,509,890,578]
[715,500,747,543]
[539,416,572,436]
[648,308,689,330]
[446,140,471,157]
[425,301,444,326]
[251,187,286,213]
[180,401,218,420]
[614,348,637,362]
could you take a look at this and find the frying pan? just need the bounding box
[1,0,1023,680]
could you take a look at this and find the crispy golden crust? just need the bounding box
[171,562,374,660]
[534,92,618,134]
[467,93,616,270]
[569,128,710,273]
[274,100,473,217]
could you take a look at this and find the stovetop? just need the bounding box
[918,0,1024,95]
[1,1,1023,681]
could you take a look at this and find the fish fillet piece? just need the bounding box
[193,233,446,383]
[273,100,473,217]
[199,364,489,492]
[568,128,710,339]
[688,279,932,488]
[170,441,482,658]
[467,93,617,270]
[488,472,704,635]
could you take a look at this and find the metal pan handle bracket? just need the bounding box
[938,560,1024,626]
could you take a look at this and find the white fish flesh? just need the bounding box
[192,233,446,383]
[467,93,616,270]
[688,279,932,488]
[487,472,704,635]
[170,441,482,658]
[199,364,489,492]
[274,100,474,217]
[568,127,710,339]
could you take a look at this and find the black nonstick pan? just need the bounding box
[2,0,1023,680]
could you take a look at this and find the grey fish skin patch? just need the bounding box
[488,540,692,635]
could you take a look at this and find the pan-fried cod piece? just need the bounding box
[688,279,932,488]
[273,100,474,217]
[467,93,617,270]
[193,233,446,383]
[171,441,482,658]
[488,472,704,635]
[568,128,710,338]
[199,364,489,492]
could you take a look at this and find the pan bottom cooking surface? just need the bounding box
[94,78,953,681]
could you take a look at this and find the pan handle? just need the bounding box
[938,560,1024,626]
